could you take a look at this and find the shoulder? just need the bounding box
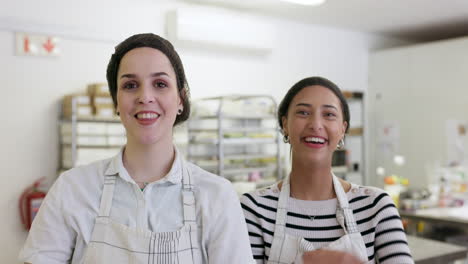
[244,181,280,198]
[58,158,111,186]
[348,184,397,212]
[185,162,239,209]
[186,162,233,192]
[348,183,389,198]
[359,185,392,201]
[51,158,112,202]
[241,182,280,210]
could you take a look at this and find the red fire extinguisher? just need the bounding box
[19,178,47,230]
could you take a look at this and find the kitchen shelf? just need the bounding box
[190,153,276,160]
[189,137,277,145]
[188,127,277,133]
[338,91,366,185]
[191,114,276,120]
[61,117,121,123]
[59,95,125,170]
[187,95,282,191]
[223,166,277,175]
[347,127,363,136]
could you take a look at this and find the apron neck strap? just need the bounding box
[273,176,290,235]
[276,173,359,234]
[181,158,197,227]
[332,174,359,234]
[98,156,197,227]
[98,175,118,217]
[332,174,349,208]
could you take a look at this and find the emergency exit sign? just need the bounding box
[15,32,60,56]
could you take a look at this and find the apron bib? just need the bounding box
[267,174,368,264]
[83,160,202,264]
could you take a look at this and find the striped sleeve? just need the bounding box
[371,192,414,263]
[241,193,267,263]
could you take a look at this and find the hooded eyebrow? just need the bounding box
[295,103,338,110]
[120,72,170,79]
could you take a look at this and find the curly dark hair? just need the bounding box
[277,76,350,134]
[106,33,190,126]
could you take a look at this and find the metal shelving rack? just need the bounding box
[187,95,282,187]
[58,96,124,171]
[341,91,365,185]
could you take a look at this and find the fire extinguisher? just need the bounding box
[19,177,47,230]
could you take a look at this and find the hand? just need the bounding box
[302,250,362,264]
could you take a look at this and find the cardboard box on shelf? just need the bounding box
[94,105,116,119]
[63,94,91,106]
[92,95,113,107]
[87,83,110,96]
[62,105,93,119]
[62,94,93,119]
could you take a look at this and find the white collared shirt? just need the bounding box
[19,147,254,264]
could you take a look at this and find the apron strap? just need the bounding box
[332,174,359,234]
[180,157,198,262]
[269,173,362,262]
[98,175,117,217]
[181,158,197,227]
[268,177,291,261]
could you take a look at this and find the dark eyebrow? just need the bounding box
[295,103,311,107]
[120,72,170,79]
[295,103,338,110]
[323,104,338,110]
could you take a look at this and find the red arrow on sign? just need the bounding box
[43,38,55,53]
[24,37,30,53]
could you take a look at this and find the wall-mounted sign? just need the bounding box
[15,32,60,56]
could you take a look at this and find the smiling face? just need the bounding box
[116,47,182,146]
[282,85,347,165]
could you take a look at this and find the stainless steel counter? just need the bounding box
[402,207,468,263]
[401,207,468,226]
[408,235,468,264]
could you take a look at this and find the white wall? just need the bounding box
[368,36,468,188]
[0,0,410,263]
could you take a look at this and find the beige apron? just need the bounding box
[83,159,202,264]
[267,174,368,264]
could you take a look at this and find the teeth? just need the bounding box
[137,113,159,119]
[305,137,325,143]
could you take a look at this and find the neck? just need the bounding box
[287,155,352,200]
[123,139,175,184]
[288,154,335,200]
[289,171,335,201]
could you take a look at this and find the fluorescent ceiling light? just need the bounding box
[279,0,326,6]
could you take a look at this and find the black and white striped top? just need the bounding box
[240,183,414,263]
